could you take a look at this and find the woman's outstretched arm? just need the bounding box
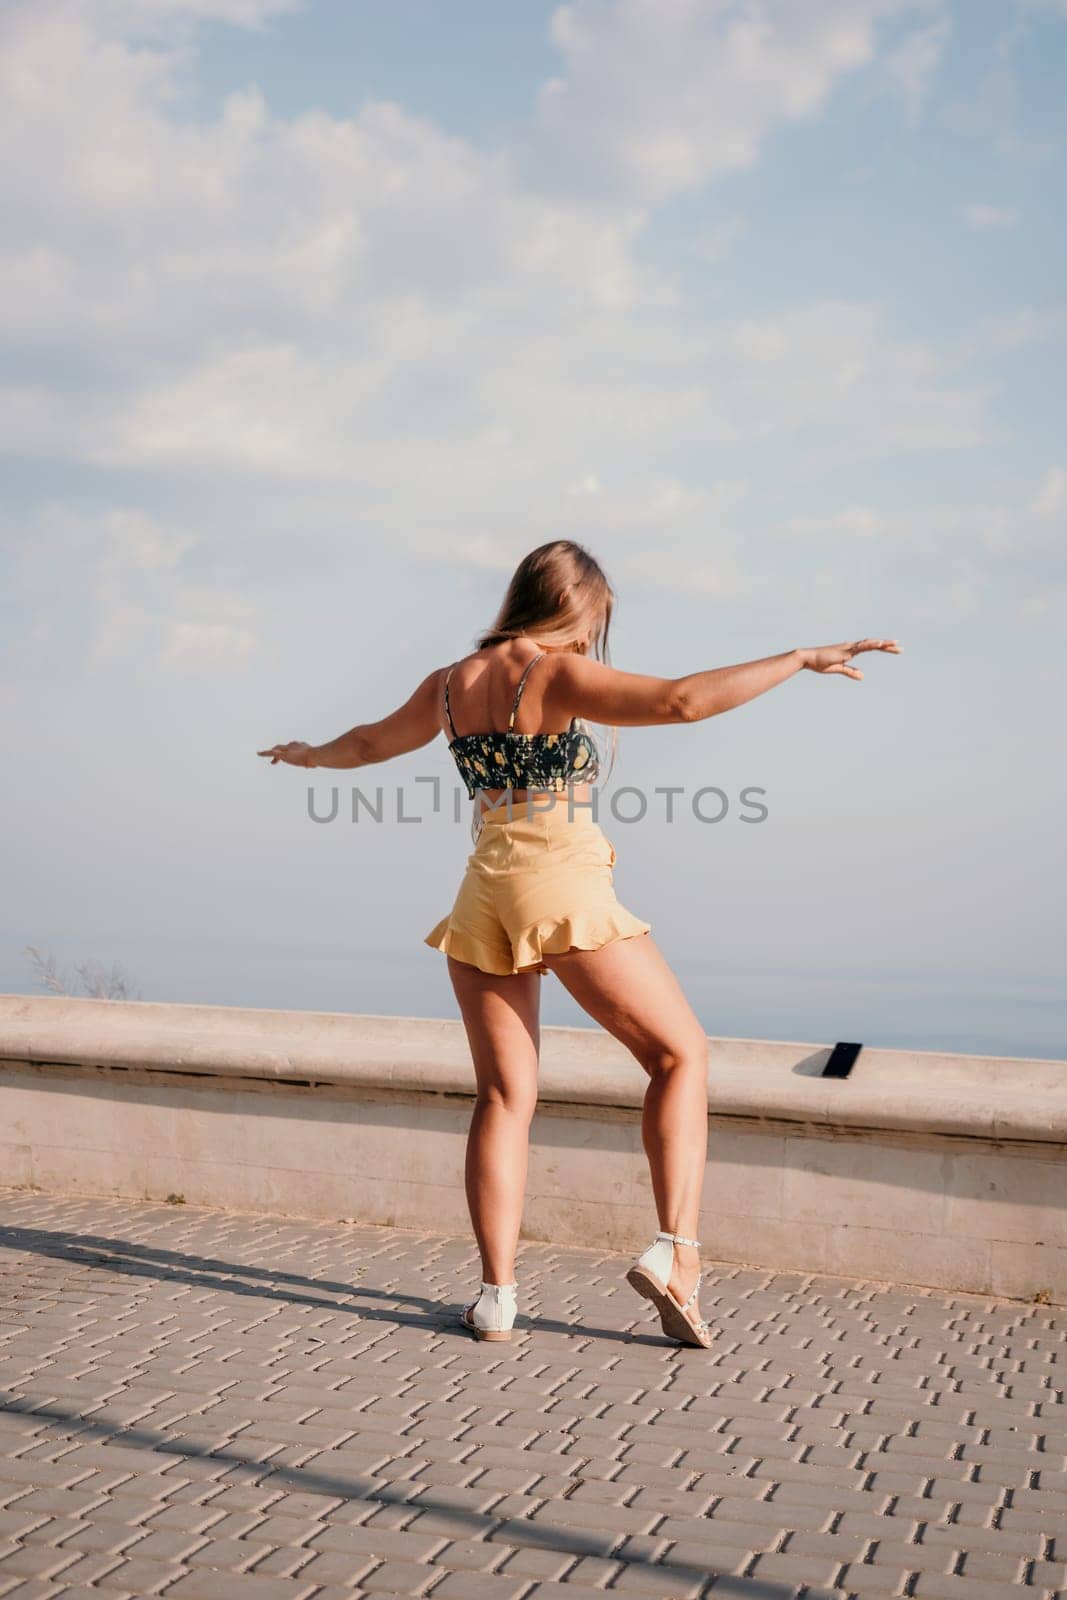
[258,668,444,769]
[551,639,902,728]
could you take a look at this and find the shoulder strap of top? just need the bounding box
[508,651,546,732]
[443,663,458,740]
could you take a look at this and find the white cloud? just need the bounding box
[1,500,258,680]
[882,14,951,124]
[1019,583,1067,624]
[83,0,300,31]
[765,465,1067,625]
[46,296,980,534]
[0,0,1034,680]
[941,61,1051,156]
[525,0,940,205]
[589,464,1067,622]
[548,475,752,597]
[952,307,1067,362]
[962,202,1019,229]
[159,618,258,670]
[0,6,986,504]
[779,504,887,541]
[1031,466,1067,518]
[567,473,604,496]
[689,214,748,265]
[944,558,991,619]
[0,4,668,363]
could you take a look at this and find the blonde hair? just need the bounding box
[476,540,618,783]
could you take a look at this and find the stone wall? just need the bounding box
[1,996,1064,1302]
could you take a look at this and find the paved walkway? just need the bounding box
[0,1191,1063,1600]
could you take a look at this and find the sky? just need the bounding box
[2,0,1065,1059]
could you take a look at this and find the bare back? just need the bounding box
[440,642,592,807]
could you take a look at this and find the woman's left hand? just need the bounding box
[799,639,901,679]
[257,741,317,767]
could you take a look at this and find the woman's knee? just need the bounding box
[475,1080,538,1122]
[637,1029,709,1080]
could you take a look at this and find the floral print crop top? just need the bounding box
[444,652,600,799]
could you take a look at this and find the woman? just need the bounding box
[259,540,900,1349]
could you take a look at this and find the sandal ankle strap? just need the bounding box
[655,1230,701,1250]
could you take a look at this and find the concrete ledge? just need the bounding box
[2,995,1065,1304]
[2,994,1064,1142]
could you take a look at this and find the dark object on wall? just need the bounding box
[822,1041,863,1079]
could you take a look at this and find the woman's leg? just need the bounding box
[446,955,542,1285]
[540,933,710,1329]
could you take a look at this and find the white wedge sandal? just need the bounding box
[626,1230,714,1349]
[460,1280,518,1341]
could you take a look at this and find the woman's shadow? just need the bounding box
[0,1222,648,1345]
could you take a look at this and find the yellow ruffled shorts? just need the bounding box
[424,796,652,977]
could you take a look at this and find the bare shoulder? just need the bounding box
[547,651,683,728]
[412,664,449,698]
[438,649,486,682]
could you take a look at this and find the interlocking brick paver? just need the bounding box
[496,1544,577,1580]
[530,1499,658,1536]
[0,1542,82,1580]
[163,1572,320,1599]
[908,1575,1028,1600]
[313,1522,448,1562]
[652,1533,755,1575]
[52,1519,146,1556]
[487,1492,548,1520]
[92,1555,190,1592]
[358,1559,441,1593]
[836,1562,914,1595]
[750,1548,845,1586]
[427,1571,528,1599]
[606,1560,707,1596]
[0,1190,1063,1600]
[1030,1557,1067,1588]
[522,1584,625,1600]
[46,1549,131,1586]
[122,1526,211,1563]
[287,1545,379,1586]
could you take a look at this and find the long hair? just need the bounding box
[476,540,619,786]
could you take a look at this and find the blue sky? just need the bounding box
[2,0,1065,1057]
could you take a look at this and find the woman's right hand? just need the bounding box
[257,741,317,767]
[799,639,901,680]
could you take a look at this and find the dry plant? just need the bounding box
[24,945,143,1001]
